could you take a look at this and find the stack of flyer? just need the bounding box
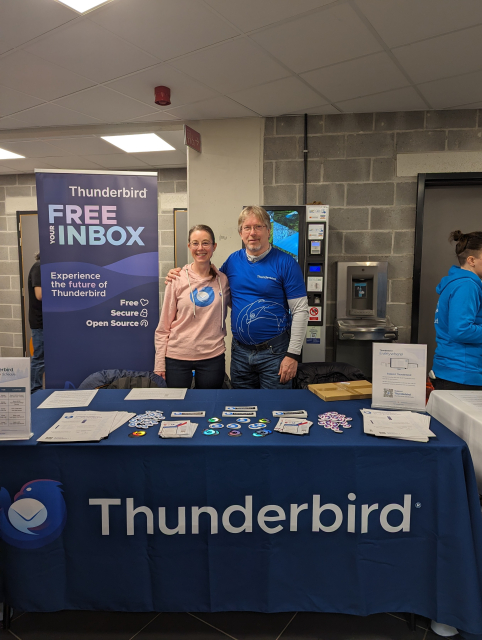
[361,409,435,442]
[274,417,313,435]
[38,411,134,442]
[158,420,198,438]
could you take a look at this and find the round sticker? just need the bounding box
[228,430,242,437]
[249,423,265,429]
[259,418,271,424]
[226,423,239,429]
[253,429,271,437]
[236,417,250,423]
[203,429,220,436]
[129,430,146,438]
[208,417,221,423]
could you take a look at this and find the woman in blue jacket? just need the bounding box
[432,230,482,390]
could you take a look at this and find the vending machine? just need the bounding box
[262,205,329,362]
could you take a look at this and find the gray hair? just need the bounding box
[238,206,271,233]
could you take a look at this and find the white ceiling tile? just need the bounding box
[46,136,123,155]
[418,71,482,109]
[25,20,158,84]
[355,0,482,48]
[82,154,151,169]
[1,158,60,171]
[106,63,217,108]
[164,96,258,119]
[0,86,44,118]
[131,150,187,166]
[393,26,482,85]
[0,140,67,158]
[204,0,337,32]
[0,0,77,55]
[228,77,325,116]
[12,103,102,127]
[301,52,409,102]
[54,86,156,122]
[126,111,181,123]
[0,51,94,101]
[336,86,427,113]
[0,117,25,130]
[251,4,381,74]
[41,156,106,170]
[288,104,340,115]
[170,39,289,94]
[89,0,238,60]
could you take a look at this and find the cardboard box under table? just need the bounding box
[308,380,372,401]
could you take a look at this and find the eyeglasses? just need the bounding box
[189,241,213,248]
[242,225,266,233]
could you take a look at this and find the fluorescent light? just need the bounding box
[55,0,112,13]
[0,148,25,160]
[101,134,175,153]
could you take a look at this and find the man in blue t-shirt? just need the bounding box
[219,206,308,389]
[167,206,309,389]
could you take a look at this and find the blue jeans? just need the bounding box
[230,332,293,390]
[30,328,44,393]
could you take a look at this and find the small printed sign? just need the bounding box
[306,205,329,221]
[308,224,324,240]
[307,276,323,292]
[184,125,202,152]
[309,306,321,322]
[306,326,321,344]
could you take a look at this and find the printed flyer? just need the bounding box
[0,358,31,440]
[36,170,159,388]
[372,343,427,411]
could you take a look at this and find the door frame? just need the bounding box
[411,172,482,343]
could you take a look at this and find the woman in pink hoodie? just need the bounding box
[154,225,230,388]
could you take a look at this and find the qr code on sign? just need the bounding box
[383,388,393,398]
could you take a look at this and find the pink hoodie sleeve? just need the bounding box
[154,281,179,372]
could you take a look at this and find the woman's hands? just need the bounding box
[155,371,166,380]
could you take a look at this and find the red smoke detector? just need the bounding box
[154,86,171,106]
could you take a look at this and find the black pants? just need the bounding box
[432,377,482,391]
[165,353,225,389]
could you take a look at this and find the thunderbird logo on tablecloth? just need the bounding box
[0,480,67,549]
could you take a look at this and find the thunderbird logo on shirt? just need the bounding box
[190,287,215,307]
[0,480,67,549]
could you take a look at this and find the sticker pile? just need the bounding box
[318,412,352,433]
[129,410,165,429]
[159,420,198,438]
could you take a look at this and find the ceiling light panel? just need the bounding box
[55,0,113,14]
[0,148,25,160]
[101,134,175,153]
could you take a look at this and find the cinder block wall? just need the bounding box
[0,168,187,357]
[263,110,479,361]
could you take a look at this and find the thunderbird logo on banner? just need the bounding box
[36,170,159,388]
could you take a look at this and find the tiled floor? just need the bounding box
[0,610,459,640]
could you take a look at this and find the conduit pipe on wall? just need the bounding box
[303,113,308,204]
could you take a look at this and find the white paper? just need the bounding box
[0,357,31,440]
[448,391,482,409]
[37,389,98,409]
[38,411,114,442]
[124,388,187,400]
[361,408,433,442]
[372,343,427,412]
[159,420,197,438]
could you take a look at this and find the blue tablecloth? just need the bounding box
[1,389,482,634]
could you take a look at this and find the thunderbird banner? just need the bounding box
[36,170,159,388]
